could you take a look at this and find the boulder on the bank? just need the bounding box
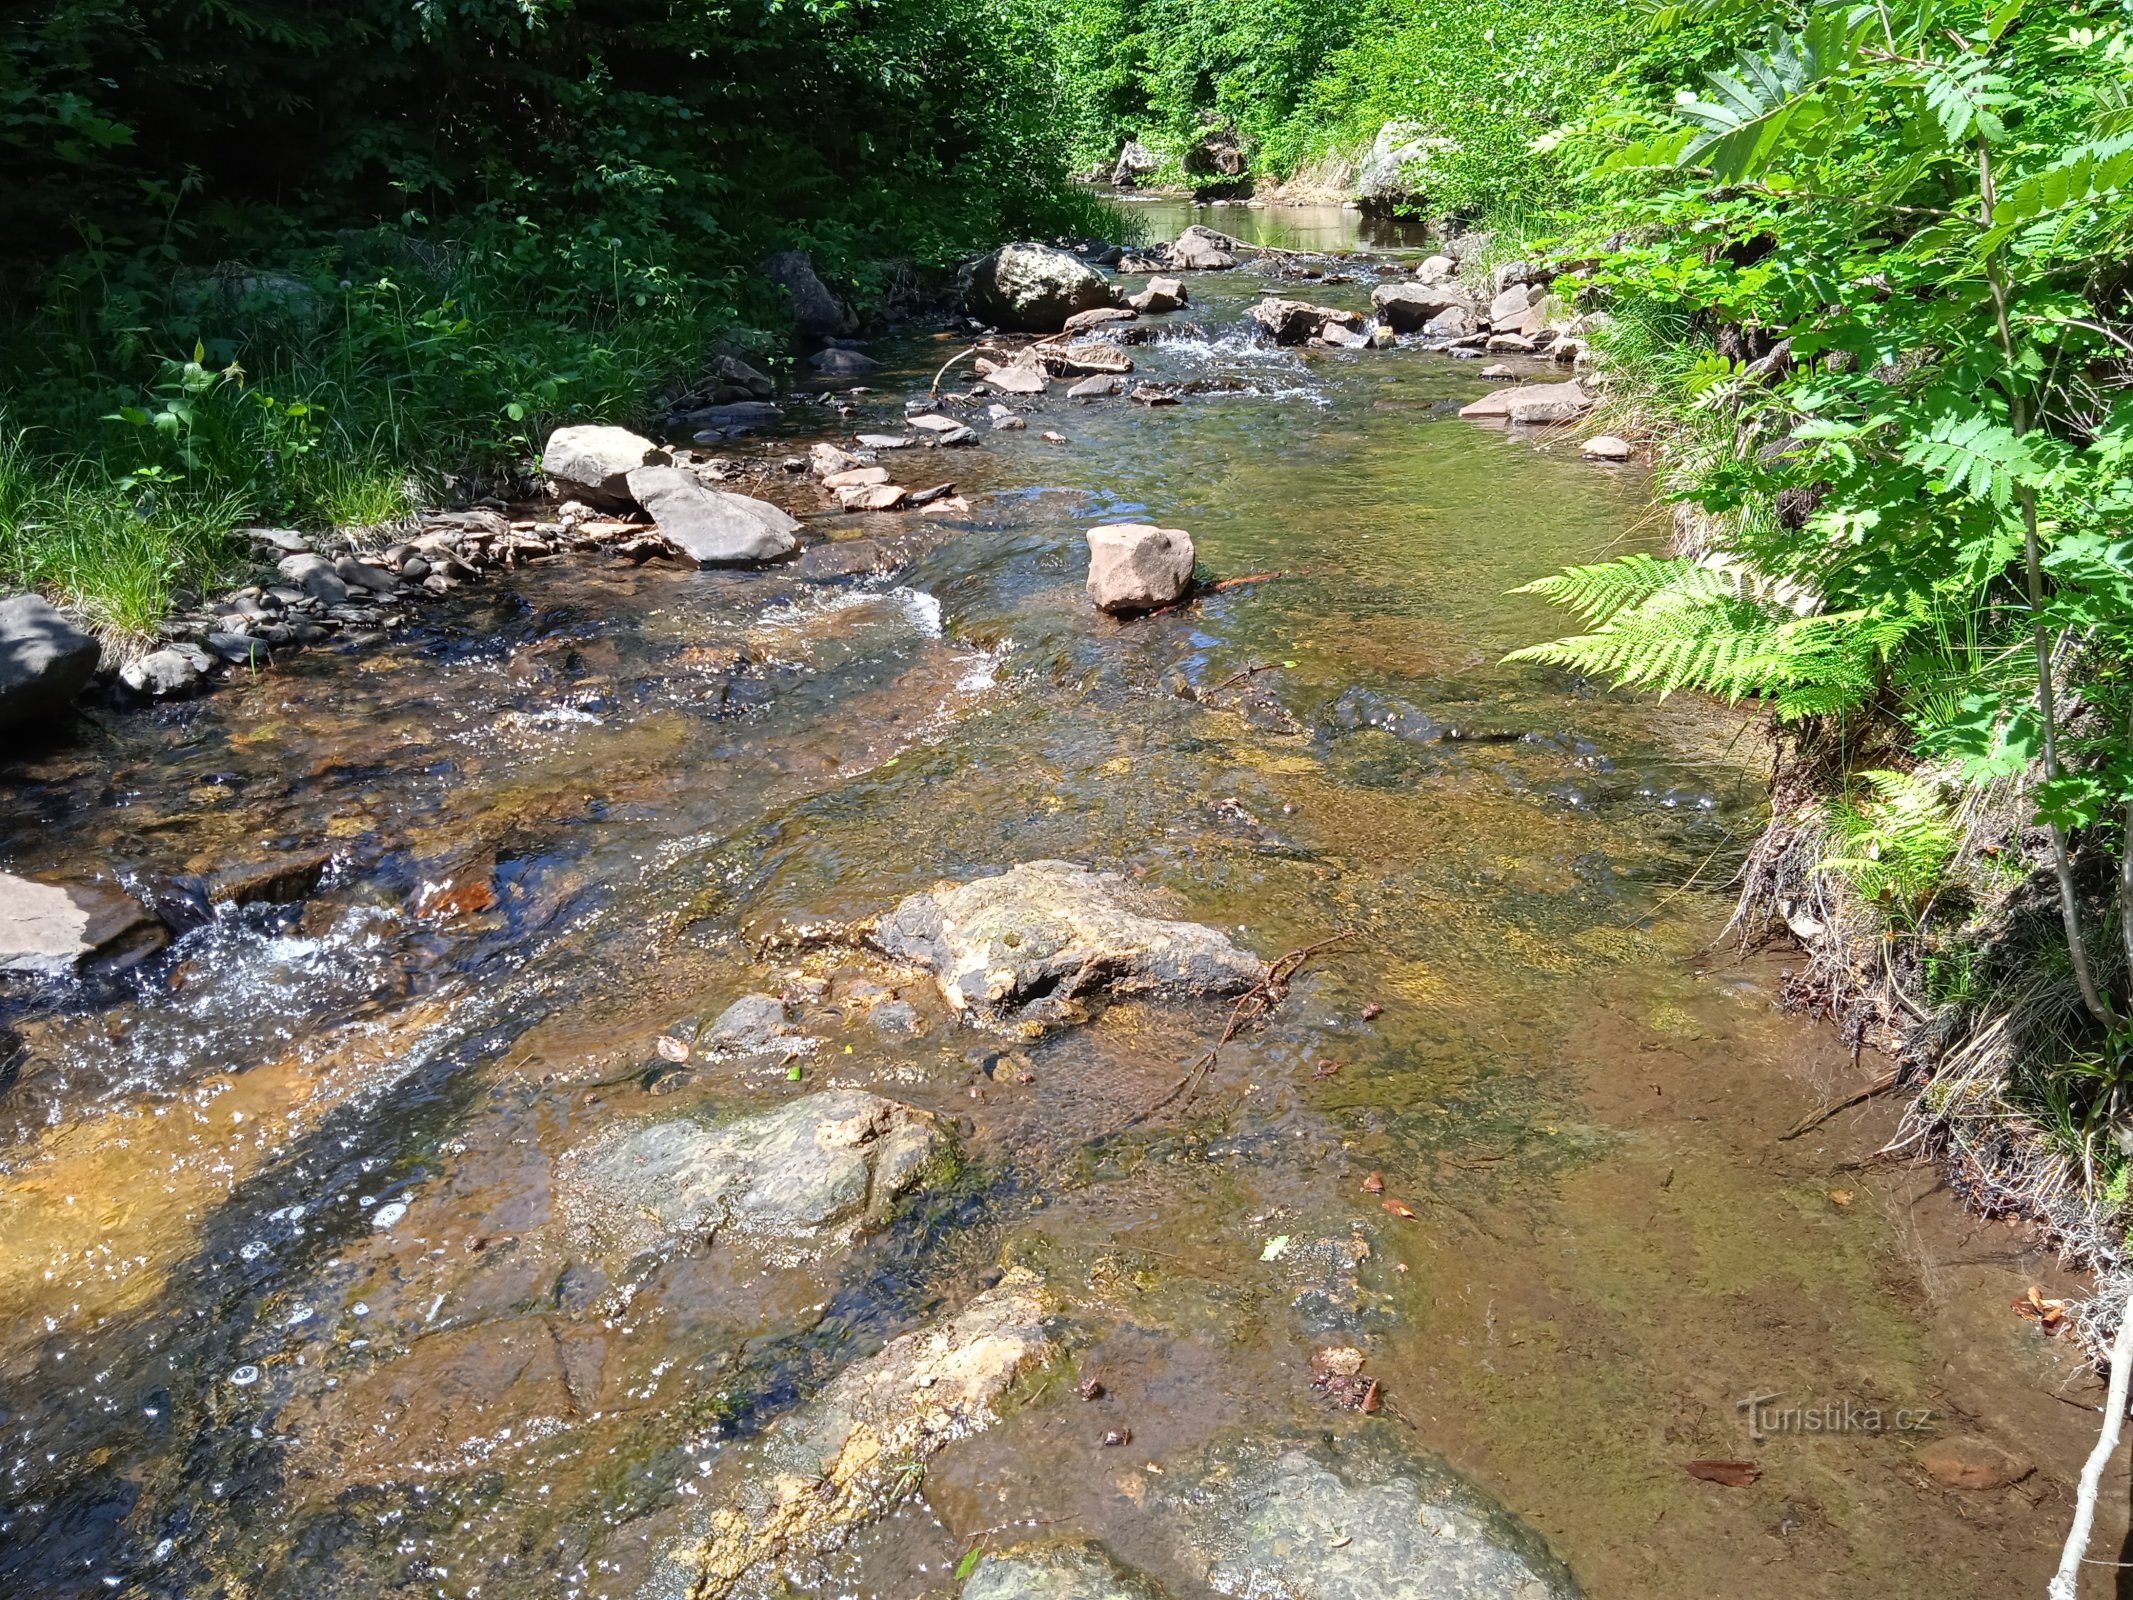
[626,467,800,565]
[962,244,1118,334]
[1487,283,1542,327]
[1087,522,1194,615]
[277,551,351,605]
[712,353,776,400]
[963,1541,1173,1600]
[1127,276,1188,314]
[1370,281,1470,333]
[1183,122,1246,178]
[672,1269,1056,1600]
[1151,1432,1581,1600]
[544,424,671,506]
[119,644,210,698]
[1167,224,1239,271]
[1111,141,1161,188]
[0,594,99,732]
[1,870,167,977]
[1250,298,1365,345]
[1355,119,1447,213]
[1458,380,1592,425]
[562,1089,948,1262]
[765,249,854,335]
[1416,254,1456,283]
[872,860,1263,1021]
[1582,434,1634,461]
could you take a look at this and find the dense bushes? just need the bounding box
[0,0,1112,636]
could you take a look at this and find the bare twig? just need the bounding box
[929,347,978,396]
[1779,1068,1903,1141]
[2051,1292,2133,1600]
[1106,935,1351,1134]
[1196,661,1274,700]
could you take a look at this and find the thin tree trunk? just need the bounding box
[2049,1292,2133,1600]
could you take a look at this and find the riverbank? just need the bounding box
[1,205,2112,1598]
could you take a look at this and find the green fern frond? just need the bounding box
[1820,769,1959,924]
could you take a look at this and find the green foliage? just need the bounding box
[1820,770,1961,926]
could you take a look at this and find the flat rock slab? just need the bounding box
[964,1540,1172,1600]
[674,1269,1056,1600]
[561,1089,946,1262]
[0,594,99,731]
[1152,1432,1581,1600]
[627,467,800,565]
[984,365,1049,395]
[1457,380,1592,425]
[1,871,167,977]
[1127,276,1187,314]
[872,860,1263,1022]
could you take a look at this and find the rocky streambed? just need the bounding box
[0,202,2117,1599]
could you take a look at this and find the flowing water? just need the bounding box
[0,202,2115,1598]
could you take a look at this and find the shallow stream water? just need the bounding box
[1,202,2118,1597]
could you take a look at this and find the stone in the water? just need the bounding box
[1416,254,1456,283]
[0,593,99,732]
[872,860,1263,1021]
[993,413,1029,430]
[543,424,670,505]
[713,352,776,398]
[1581,434,1634,461]
[1250,298,1364,345]
[984,364,1049,395]
[857,432,913,449]
[705,992,798,1052]
[1319,321,1370,349]
[277,552,350,605]
[333,553,399,594]
[1167,224,1239,271]
[810,441,862,477]
[810,346,882,375]
[688,400,783,437]
[626,467,800,565]
[910,412,969,434]
[1127,275,1188,314]
[204,631,267,667]
[821,465,890,490]
[0,870,167,977]
[962,243,1118,334]
[1086,522,1194,615]
[562,1089,947,1262]
[1370,281,1469,333]
[1458,380,1591,424]
[1479,363,1517,379]
[1069,375,1123,400]
[962,1540,1172,1600]
[1039,342,1133,377]
[1064,306,1139,334]
[671,1268,1055,1600]
[838,483,908,512]
[1424,305,1475,338]
[119,645,208,697]
[1151,1432,1581,1600]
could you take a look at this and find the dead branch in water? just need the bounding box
[2051,1290,2133,1599]
[1107,934,1352,1135]
[1779,1068,1903,1141]
[1196,661,1274,700]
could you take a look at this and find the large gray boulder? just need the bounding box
[1127,276,1188,314]
[964,1541,1172,1600]
[118,645,209,697]
[1111,141,1160,188]
[872,860,1264,1021]
[1167,224,1239,271]
[1152,1432,1581,1600]
[626,467,800,565]
[1355,120,1445,213]
[1087,523,1194,615]
[1,871,167,977]
[1250,298,1365,345]
[0,594,98,731]
[561,1089,947,1262]
[276,552,349,605]
[963,244,1118,334]
[1370,281,1471,333]
[543,424,671,506]
[765,249,854,335]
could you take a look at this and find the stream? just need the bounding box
[0,201,2114,1598]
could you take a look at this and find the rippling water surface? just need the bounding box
[0,202,2102,1598]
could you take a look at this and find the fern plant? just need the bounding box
[1819,769,1961,929]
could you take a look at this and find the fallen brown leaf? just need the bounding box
[1381,1197,1417,1219]
[1684,1460,1762,1488]
[1362,1171,1385,1194]
[1362,1002,1383,1021]
[1313,1058,1343,1079]
[1828,1189,1852,1206]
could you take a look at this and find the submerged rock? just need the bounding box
[1065,306,1140,334]
[561,1089,947,1262]
[811,346,882,375]
[0,870,167,977]
[964,1540,1173,1600]
[1581,434,1634,461]
[963,244,1118,334]
[1086,522,1194,615]
[626,467,800,565]
[0,594,99,731]
[1153,1432,1581,1600]
[872,860,1263,1022]
[704,992,799,1052]
[543,424,671,505]
[674,1268,1056,1599]
[1458,380,1592,425]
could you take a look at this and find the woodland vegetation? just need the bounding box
[11,0,2133,1243]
